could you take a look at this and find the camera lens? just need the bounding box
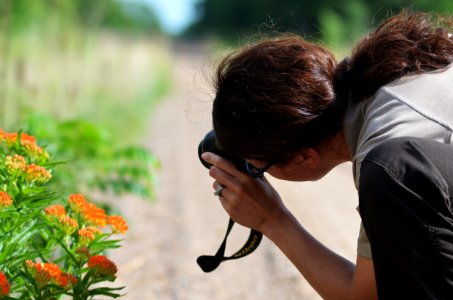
[198,130,247,172]
[198,130,217,169]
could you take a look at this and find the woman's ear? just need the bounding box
[293,148,320,169]
[302,148,320,169]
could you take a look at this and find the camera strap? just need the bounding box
[197,218,263,272]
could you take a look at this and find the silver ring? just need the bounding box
[214,184,225,197]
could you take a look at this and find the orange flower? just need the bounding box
[69,194,107,227]
[87,255,117,279]
[69,194,88,213]
[25,164,51,183]
[82,203,107,227]
[20,133,40,153]
[45,204,66,217]
[108,215,128,234]
[78,226,102,245]
[2,131,48,159]
[45,205,78,234]
[2,131,22,145]
[0,271,11,297]
[0,191,13,208]
[26,261,76,289]
[25,260,34,269]
[57,272,77,289]
[5,154,26,174]
[59,215,78,234]
[26,261,62,288]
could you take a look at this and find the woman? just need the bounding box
[201,11,453,299]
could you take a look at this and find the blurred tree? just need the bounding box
[187,0,319,40]
[77,0,162,33]
[186,0,452,48]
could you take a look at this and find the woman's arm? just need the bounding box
[263,207,377,300]
[202,152,377,299]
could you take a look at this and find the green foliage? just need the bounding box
[0,0,172,131]
[0,129,128,299]
[99,0,162,33]
[317,0,369,53]
[187,0,453,47]
[22,113,160,201]
[0,0,170,205]
[0,0,162,35]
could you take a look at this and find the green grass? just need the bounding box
[0,23,172,142]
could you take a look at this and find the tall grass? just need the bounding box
[0,3,171,144]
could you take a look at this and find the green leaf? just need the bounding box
[88,286,125,298]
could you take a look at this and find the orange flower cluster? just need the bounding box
[108,216,128,234]
[45,204,66,217]
[68,194,86,213]
[45,205,78,234]
[58,272,78,289]
[69,194,107,227]
[59,215,79,234]
[26,260,77,289]
[0,191,13,209]
[83,202,107,227]
[0,271,10,298]
[78,226,102,245]
[44,194,128,245]
[5,154,26,174]
[25,164,52,183]
[87,255,117,279]
[0,129,49,159]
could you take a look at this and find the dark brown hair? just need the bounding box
[212,11,453,164]
[349,11,453,101]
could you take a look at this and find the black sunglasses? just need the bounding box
[245,161,273,178]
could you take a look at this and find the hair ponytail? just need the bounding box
[348,11,453,102]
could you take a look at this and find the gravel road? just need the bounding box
[109,42,361,300]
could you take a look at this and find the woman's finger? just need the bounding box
[201,152,245,178]
[212,181,232,200]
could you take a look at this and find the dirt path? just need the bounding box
[110,42,361,300]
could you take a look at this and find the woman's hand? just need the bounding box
[201,152,287,234]
[202,153,377,300]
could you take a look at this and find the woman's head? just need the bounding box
[211,11,452,166]
[212,35,343,165]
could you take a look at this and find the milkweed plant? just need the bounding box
[0,129,128,299]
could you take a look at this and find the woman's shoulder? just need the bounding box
[382,63,453,98]
[376,63,453,126]
[344,64,453,188]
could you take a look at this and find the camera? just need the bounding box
[197,130,263,272]
[198,130,247,172]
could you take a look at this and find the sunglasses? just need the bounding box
[244,161,273,178]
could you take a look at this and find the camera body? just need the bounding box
[197,130,264,272]
[198,130,247,172]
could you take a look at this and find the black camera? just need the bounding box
[197,130,263,273]
[198,130,247,172]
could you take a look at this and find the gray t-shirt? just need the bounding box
[343,63,453,258]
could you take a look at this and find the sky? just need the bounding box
[141,0,200,34]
